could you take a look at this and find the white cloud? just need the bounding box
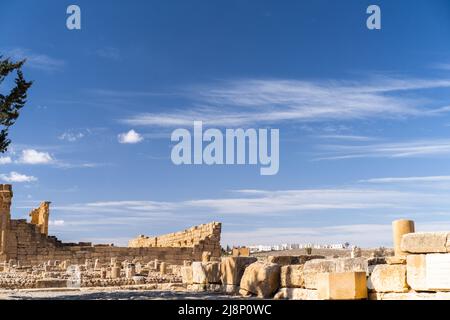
[46,184,450,246]
[316,134,378,142]
[49,220,65,226]
[123,77,450,127]
[5,48,65,71]
[0,171,37,183]
[315,139,450,160]
[54,187,450,217]
[0,157,12,165]
[118,130,143,144]
[222,224,393,247]
[58,131,84,142]
[360,176,450,184]
[18,149,53,164]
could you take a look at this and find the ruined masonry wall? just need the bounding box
[0,184,221,265]
[5,220,199,265]
[128,222,222,258]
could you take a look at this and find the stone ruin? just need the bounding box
[129,223,221,258]
[3,182,450,300]
[0,184,221,267]
[179,219,450,300]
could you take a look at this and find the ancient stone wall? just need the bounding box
[0,184,222,266]
[29,201,50,235]
[128,222,222,258]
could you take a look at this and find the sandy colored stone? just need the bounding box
[274,287,319,300]
[220,256,256,285]
[370,291,450,300]
[406,254,428,291]
[232,247,250,257]
[280,265,304,288]
[385,256,406,265]
[181,265,193,285]
[192,261,221,284]
[36,279,67,288]
[317,272,367,300]
[303,258,367,289]
[239,261,281,298]
[401,232,449,253]
[425,253,450,291]
[221,284,240,295]
[392,219,415,256]
[267,255,324,266]
[368,264,408,293]
[111,266,121,279]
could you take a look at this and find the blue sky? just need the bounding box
[2,0,450,247]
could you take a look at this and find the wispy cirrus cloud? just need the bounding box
[95,47,120,61]
[360,175,450,184]
[4,48,65,71]
[51,187,450,217]
[315,139,450,160]
[122,77,450,127]
[38,185,450,246]
[315,134,379,142]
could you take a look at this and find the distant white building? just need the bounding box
[248,242,347,252]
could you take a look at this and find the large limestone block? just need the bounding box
[370,291,450,300]
[401,232,449,253]
[239,262,281,298]
[274,288,319,300]
[192,261,221,284]
[335,257,368,273]
[425,253,450,291]
[267,255,324,266]
[317,272,367,300]
[406,254,428,291]
[181,266,193,285]
[36,279,68,288]
[303,259,336,289]
[303,258,367,289]
[220,256,257,285]
[280,265,304,288]
[368,264,408,293]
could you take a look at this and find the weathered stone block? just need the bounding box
[425,253,450,291]
[274,288,318,300]
[406,254,428,291]
[385,256,406,265]
[401,232,449,253]
[280,265,304,288]
[36,279,68,288]
[221,284,240,295]
[192,261,221,284]
[303,259,336,289]
[303,258,368,289]
[181,266,193,285]
[220,256,256,285]
[239,262,281,298]
[368,264,408,293]
[317,272,367,300]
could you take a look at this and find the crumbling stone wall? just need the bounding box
[29,201,50,235]
[128,222,222,258]
[0,184,222,266]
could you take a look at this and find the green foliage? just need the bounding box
[0,56,32,153]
